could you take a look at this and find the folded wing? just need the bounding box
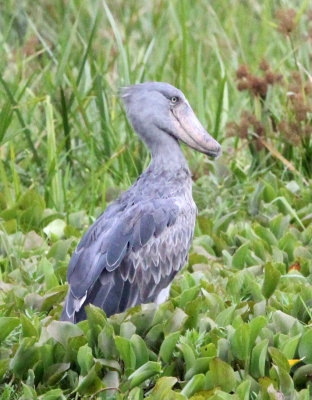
[61,197,194,322]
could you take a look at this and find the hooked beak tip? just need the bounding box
[208,143,222,159]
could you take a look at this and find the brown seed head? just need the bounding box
[226,121,238,138]
[236,65,249,79]
[259,58,270,71]
[249,76,268,97]
[275,8,297,36]
[237,79,250,91]
[265,71,283,85]
[239,117,249,139]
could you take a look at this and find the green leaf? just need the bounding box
[164,307,187,334]
[75,362,104,395]
[129,387,144,400]
[249,316,267,349]
[97,322,117,359]
[177,342,196,372]
[115,336,136,375]
[129,361,161,388]
[44,362,70,386]
[185,357,211,380]
[47,239,72,261]
[181,374,205,397]
[159,331,180,363]
[0,358,10,380]
[85,304,107,349]
[272,310,298,334]
[262,262,281,299]
[77,344,95,376]
[131,334,149,368]
[148,376,178,400]
[269,347,290,372]
[10,337,39,378]
[293,364,312,388]
[272,197,305,230]
[230,323,250,361]
[208,358,236,393]
[43,219,66,240]
[236,380,251,400]
[0,317,19,342]
[20,315,38,338]
[22,383,37,400]
[254,224,278,246]
[270,214,290,239]
[40,389,66,400]
[280,334,301,360]
[46,320,84,348]
[298,329,312,364]
[250,339,269,378]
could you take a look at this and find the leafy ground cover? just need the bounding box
[0,0,312,399]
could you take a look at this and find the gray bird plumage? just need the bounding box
[61,82,221,323]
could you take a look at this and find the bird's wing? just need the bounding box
[61,197,192,321]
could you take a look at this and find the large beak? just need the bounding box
[171,103,222,158]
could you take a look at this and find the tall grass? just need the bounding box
[0,0,310,211]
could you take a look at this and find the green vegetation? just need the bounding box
[0,0,312,398]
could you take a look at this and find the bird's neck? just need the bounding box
[148,134,190,173]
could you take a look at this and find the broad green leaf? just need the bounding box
[44,362,70,386]
[215,305,236,326]
[159,331,180,363]
[40,389,66,400]
[129,387,144,400]
[298,330,312,364]
[254,224,278,246]
[0,358,10,380]
[236,380,251,400]
[269,347,290,372]
[75,362,104,395]
[230,323,250,361]
[177,342,196,372]
[181,373,205,397]
[249,316,267,349]
[85,304,107,349]
[164,307,187,334]
[207,358,236,393]
[97,322,117,359]
[22,383,37,400]
[280,334,301,360]
[10,337,39,378]
[270,214,290,239]
[185,357,211,380]
[272,311,298,334]
[47,239,72,261]
[115,336,136,375]
[147,376,178,400]
[293,364,312,388]
[20,315,37,338]
[262,262,281,299]
[250,339,269,378]
[272,197,304,230]
[43,219,66,240]
[131,334,149,368]
[278,232,300,261]
[46,320,84,348]
[77,344,94,376]
[129,361,161,388]
[0,317,19,342]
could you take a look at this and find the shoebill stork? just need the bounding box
[61,82,221,323]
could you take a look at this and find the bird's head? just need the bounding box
[120,82,221,158]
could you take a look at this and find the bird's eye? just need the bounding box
[170,96,178,104]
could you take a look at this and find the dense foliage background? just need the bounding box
[0,0,312,398]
